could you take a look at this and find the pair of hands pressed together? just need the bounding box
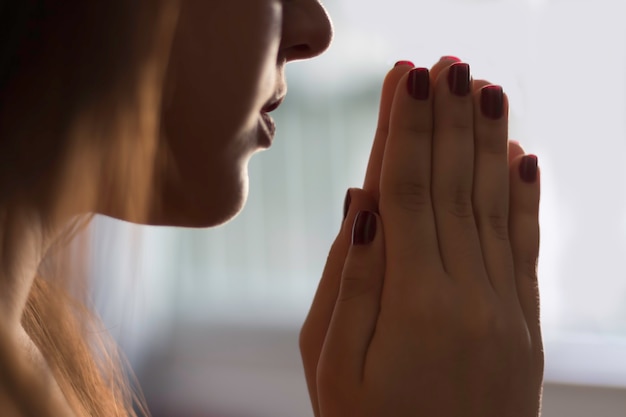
[300,58,543,417]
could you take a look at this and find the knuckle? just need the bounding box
[383,180,431,214]
[457,300,512,344]
[480,134,508,155]
[449,120,473,133]
[462,307,501,341]
[488,213,509,241]
[439,118,473,136]
[401,122,432,137]
[338,270,379,303]
[474,309,532,350]
[478,211,509,241]
[439,186,473,219]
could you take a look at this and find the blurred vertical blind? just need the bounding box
[90,0,626,388]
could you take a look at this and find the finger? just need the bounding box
[363,63,414,202]
[379,67,443,289]
[508,140,525,164]
[472,79,491,91]
[363,57,461,203]
[473,80,522,163]
[299,188,377,417]
[430,55,461,83]
[320,211,384,385]
[472,85,516,296]
[509,154,541,342]
[431,62,485,279]
[474,78,524,165]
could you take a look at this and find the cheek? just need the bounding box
[176,3,279,120]
[163,0,282,152]
[155,0,282,226]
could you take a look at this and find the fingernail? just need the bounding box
[440,55,461,62]
[395,60,415,68]
[481,85,504,120]
[447,63,471,97]
[343,189,352,221]
[519,155,538,183]
[352,211,377,246]
[407,68,430,100]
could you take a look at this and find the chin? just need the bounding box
[203,177,249,227]
[146,165,250,228]
[202,164,250,227]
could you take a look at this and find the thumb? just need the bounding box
[299,188,377,417]
[319,210,385,385]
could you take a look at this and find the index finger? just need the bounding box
[363,63,413,202]
[363,57,460,202]
[379,68,443,283]
[430,55,461,82]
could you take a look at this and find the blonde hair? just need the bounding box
[0,1,179,415]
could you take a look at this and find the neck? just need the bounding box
[0,206,49,328]
[0,205,88,416]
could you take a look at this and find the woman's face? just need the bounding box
[152,0,332,227]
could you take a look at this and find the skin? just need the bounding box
[150,0,333,226]
[0,1,332,415]
[300,59,543,416]
[0,0,543,415]
[0,0,333,331]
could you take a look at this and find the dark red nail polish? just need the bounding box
[519,155,538,183]
[481,85,504,120]
[395,60,415,68]
[343,189,352,221]
[352,211,377,245]
[447,63,471,97]
[440,55,461,62]
[407,68,430,100]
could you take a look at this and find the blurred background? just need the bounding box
[87,0,626,415]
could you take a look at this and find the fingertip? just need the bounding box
[519,154,539,184]
[394,60,415,68]
[430,56,462,84]
[346,188,378,212]
[378,64,414,106]
[511,153,540,179]
[343,188,352,222]
[508,140,525,160]
[365,65,416,199]
[387,61,414,78]
[352,210,378,246]
[343,188,378,237]
[440,55,461,63]
[509,153,541,213]
[351,210,384,249]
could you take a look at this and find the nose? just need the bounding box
[281,0,333,62]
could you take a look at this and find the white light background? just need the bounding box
[89,0,626,396]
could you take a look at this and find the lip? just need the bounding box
[262,96,285,113]
[258,111,276,148]
[257,93,285,147]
